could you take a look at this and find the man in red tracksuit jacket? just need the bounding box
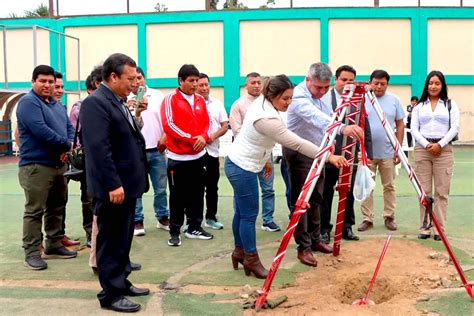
[161,64,213,247]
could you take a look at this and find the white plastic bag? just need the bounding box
[353,165,375,202]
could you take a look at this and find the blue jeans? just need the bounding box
[280,158,292,211]
[225,158,259,253]
[135,150,169,222]
[258,161,275,224]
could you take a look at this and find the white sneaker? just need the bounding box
[134,222,146,236]
[156,218,170,231]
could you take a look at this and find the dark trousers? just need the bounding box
[167,156,205,234]
[62,176,93,240]
[19,163,67,256]
[80,176,93,239]
[204,153,220,220]
[283,148,323,251]
[94,198,135,306]
[321,166,357,234]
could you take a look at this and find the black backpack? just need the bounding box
[445,99,458,142]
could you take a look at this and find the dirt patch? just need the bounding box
[248,238,462,315]
[337,275,399,304]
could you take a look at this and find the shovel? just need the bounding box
[352,234,392,306]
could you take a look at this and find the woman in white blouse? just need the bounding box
[411,70,460,241]
[225,75,347,278]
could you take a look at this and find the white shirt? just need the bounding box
[411,99,460,148]
[205,96,228,158]
[129,86,164,149]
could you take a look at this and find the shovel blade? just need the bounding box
[352,298,375,306]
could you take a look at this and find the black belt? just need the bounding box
[146,147,158,152]
[426,138,441,143]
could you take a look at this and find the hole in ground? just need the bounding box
[337,275,399,305]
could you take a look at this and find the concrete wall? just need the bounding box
[1,8,473,142]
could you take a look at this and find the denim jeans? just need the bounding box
[135,150,169,222]
[225,157,259,253]
[257,160,275,224]
[280,158,292,211]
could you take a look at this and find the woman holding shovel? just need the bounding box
[225,75,348,278]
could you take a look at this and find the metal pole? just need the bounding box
[2,26,7,89]
[77,39,81,93]
[57,33,61,72]
[32,26,38,67]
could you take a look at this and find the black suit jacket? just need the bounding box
[79,84,148,200]
[327,88,373,169]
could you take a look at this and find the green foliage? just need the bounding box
[223,0,247,9]
[260,0,277,9]
[24,3,50,17]
[210,0,219,9]
[154,2,168,12]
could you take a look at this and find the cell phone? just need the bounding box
[135,86,146,111]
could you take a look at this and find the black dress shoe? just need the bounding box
[342,227,360,241]
[126,285,150,297]
[321,232,330,244]
[130,262,141,271]
[418,234,430,240]
[433,235,441,241]
[102,296,141,313]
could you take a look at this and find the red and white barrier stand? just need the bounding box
[254,83,472,310]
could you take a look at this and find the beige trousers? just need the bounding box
[88,215,98,268]
[414,144,454,235]
[361,159,396,222]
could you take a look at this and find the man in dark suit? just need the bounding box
[320,65,373,243]
[80,53,149,313]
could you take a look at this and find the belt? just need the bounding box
[426,138,441,143]
[146,147,158,152]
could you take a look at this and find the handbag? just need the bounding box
[64,116,85,181]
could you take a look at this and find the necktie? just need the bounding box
[121,101,135,130]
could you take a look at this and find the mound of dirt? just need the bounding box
[251,238,461,315]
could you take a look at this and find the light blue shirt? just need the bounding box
[287,81,333,146]
[365,91,405,159]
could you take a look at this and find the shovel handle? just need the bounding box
[364,234,392,300]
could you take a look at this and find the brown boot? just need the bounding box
[231,245,244,270]
[243,251,268,279]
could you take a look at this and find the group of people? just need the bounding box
[15,52,459,312]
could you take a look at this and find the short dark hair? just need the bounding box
[137,67,145,78]
[419,70,448,103]
[178,64,200,82]
[54,71,63,80]
[32,65,55,81]
[85,74,94,91]
[90,65,103,85]
[335,65,356,79]
[370,69,390,82]
[102,53,137,81]
[246,72,260,79]
[262,74,294,101]
[410,96,419,102]
[199,73,209,82]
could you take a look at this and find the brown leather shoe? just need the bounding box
[384,218,397,231]
[311,241,333,253]
[60,236,80,247]
[357,221,374,232]
[297,248,317,267]
[231,245,244,270]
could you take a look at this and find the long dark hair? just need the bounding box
[419,70,448,103]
